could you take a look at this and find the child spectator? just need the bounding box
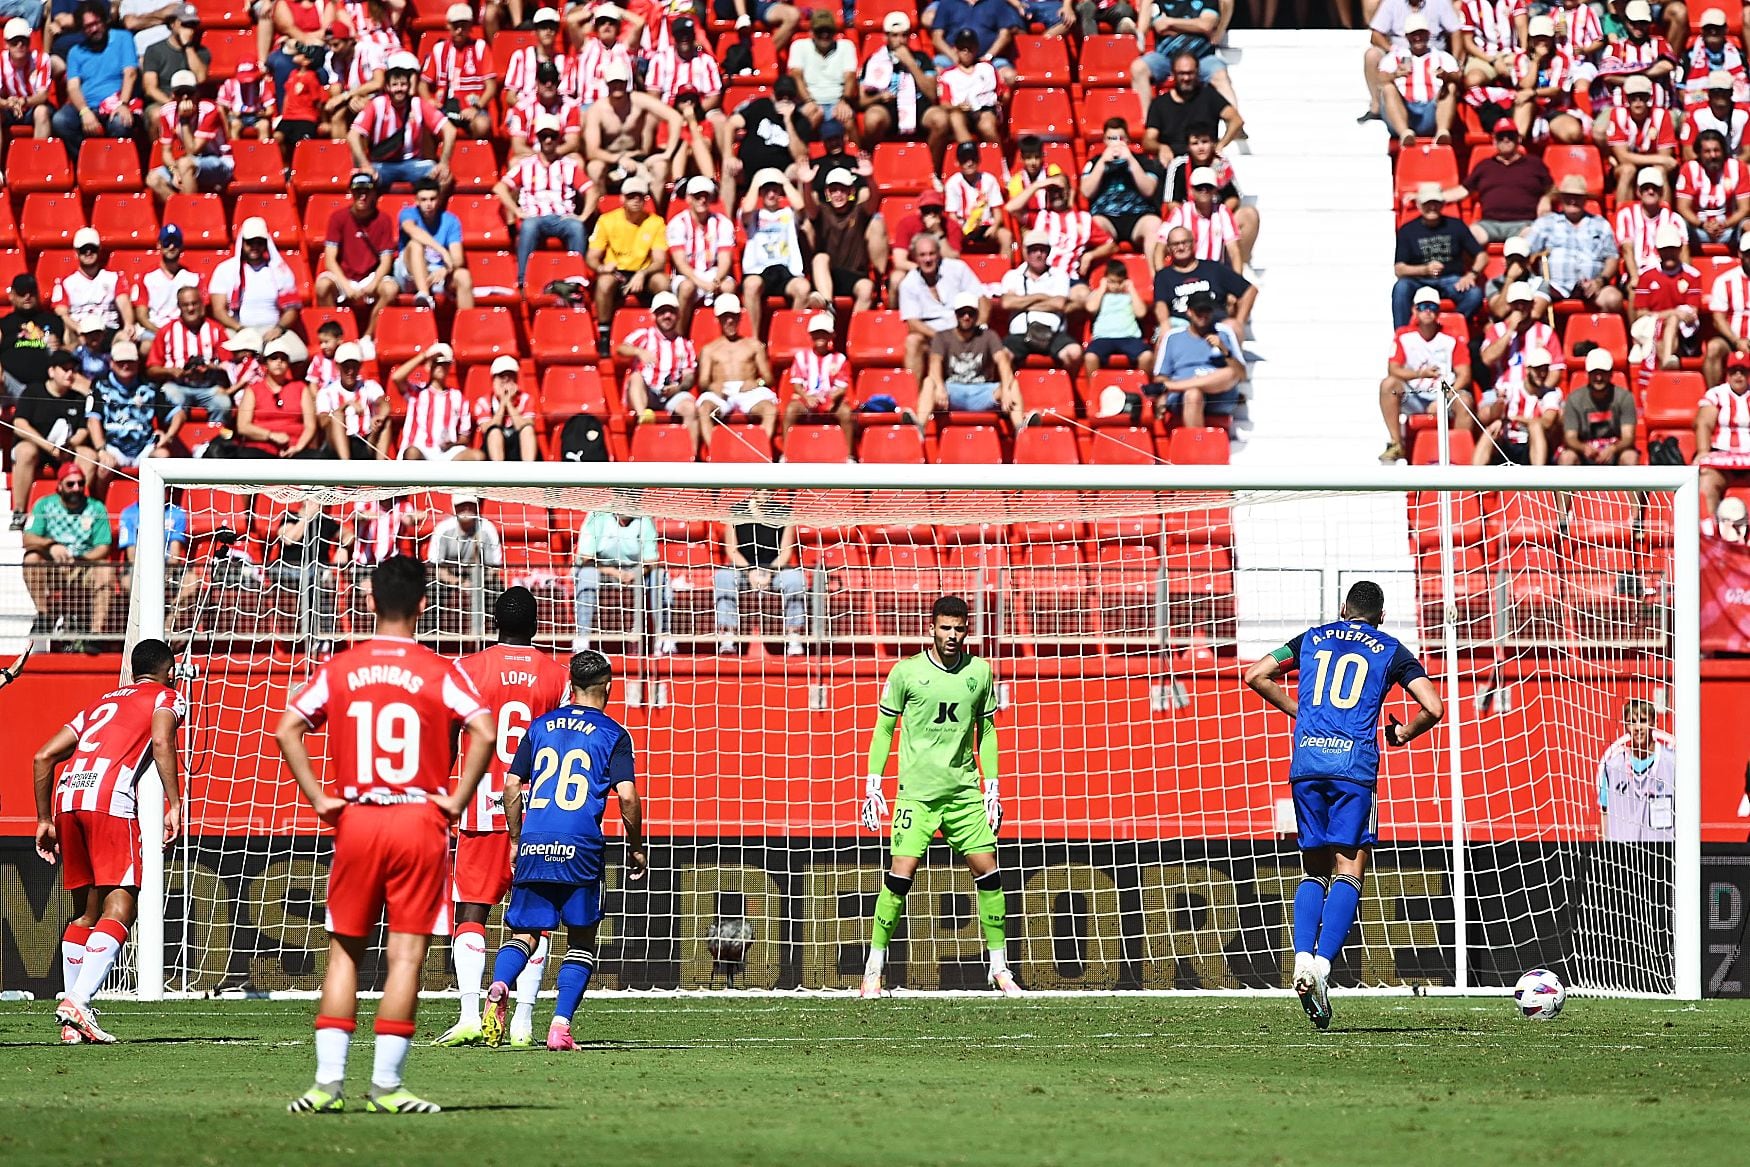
[935,29,1002,161]
[1004,135,1067,228]
[943,140,1012,256]
[473,355,538,462]
[218,59,276,143]
[304,319,346,391]
[1082,259,1151,375]
[278,51,326,150]
[781,312,854,449]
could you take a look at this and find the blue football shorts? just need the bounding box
[506,880,604,930]
[1291,776,1378,850]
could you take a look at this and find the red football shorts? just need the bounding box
[324,802,451,938]
[453,829,513,906]
[56,810,142,890]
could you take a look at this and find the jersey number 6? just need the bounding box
[527,746,593,811]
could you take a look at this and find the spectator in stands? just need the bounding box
[1675,128,1750,249]
[0,18,56,140]
[1526,174,1625,312]
[221,333,316,458]
[392,343,480,461]
[1392,182,1485,327]
[1005,135,1067,228]
[9,353,92,531]
[1483,280,1566,383]
[713,521,807,656]
[1000,231,1085,373]
[420,2,497,140]
[315,171,401,339]
[148,285,230,426]
[697,296,778,446]
[1165,123,1259,266]
[1510,14,1585,144]
[69,315,112,385]
[264,0,332,103]
[51,229,123,349]
[145,70,232,201]
[934,28,1004,160]
[898,232,985,383]
[279,41,328,148]
[717,76,811,219]
[1154,225,1256,336]
[788,9,857,133]
[1558,348,1640,464]
[859,11,942,151]
[657,176,736,330]
[943,140,1011,256]
[317,341,390,459]
[1473,345,1561,466]
[1632,221,1702,371]
[208,218,301,341]
[1083,258,1152,375]
[88,338,181,492]
[1596,1,1676,108]
[218,58,273,143]
[394,177,472,311]
[220,327,262,390]
[118,226,198,347]
[319,22,383,142]
[139,4,205,124]
[502,7,569,108]
[925,0,1022,90]
[1442,124,1550,246]
[1379,284,1474,463]
[428,492,503,611]
[1,275,65,402]
[738,168,812,338]
[1083,119,1167,259]
[581,60,684,200]
[1483,236,1551,315]
[496,114,593,291]
[506,61,582,160]
[1681,10,1738,106]
[1377,13,1460,147]
[1598,74,1677,208]
[1153,290,1243,429]
[801,166,880,315]
[916,291,1026,430]
[587,173,666,356]
[572,6,632,104]
[571,509,672,655]
[620,290,703,452]
[267,499,349,638]
[1033,179,1116,290]
[115,486,194,607]
[889,190,965,276]
[1156,166,1243,271]
[349,51,458,193]
[1453,0,1519,94]
[1616,166,1684,286]
[473,355,537,462]
[1706,249,1750,384]
[782,313,854,449]
[21,462,113,644]
[1681,70,1743,159]
[1132,0,1238,118]
[1365,0,1462,120]
[710,0,801,54]
[1698,351,1750,513]
[304,318,342,390]
[54,3,140,163]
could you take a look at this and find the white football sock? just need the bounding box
[314,1025,352,1086]
[61,924,90,999]
[863,947,887,976]
[988,946,1008,975]
[514,934,548,1027]
[453,925,486,1026]
[372,1033,412,1091]
[71,921,126,1006]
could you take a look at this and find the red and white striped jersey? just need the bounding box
[130,266,203,330]
[1684,42,1748,102]
[341,0,404,56]
[500,153,588,218]
[352,94,449,162]
[1681,103,1748,152]
[504,94,583,141]
[327,39,387,93]
[1613,201,1683,273]
[1381,48,1459,104]
[290,637,489,803]
[55,681,182,819]
[306,351,338,391]
[1602,104,1675,153]
[937,61,1000,111]
[1597,36,1675,106]
[944,170,1005,223]
[1495,378,1562,427]
[1160,201,1239,263]
[52,268,124,330]
[1389,324,1471,393]
[1549,3,1601,60]
[148,317,224,370]
[156,99,230,158]
[455,642,570,831]
[1459,0,1525,58]
[787,347,850,402]
[1710,265,1750,338]
[1032,208,1108,278]
[317,376,386,437]
[471,386,532,425]
[421,35,495,101]
[398,383,473,454]
[665,209,736,273]
[215,75,275,116]
[1484,319,1565,377]
[503,46,579,106]
[645,45,723,105]
[0,48,52,99]
[625,325,697,388]
[575,37,635,105]
[1512,48,1577,109]
[1677,157,1749,214]
[1703,381,1750,451]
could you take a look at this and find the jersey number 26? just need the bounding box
[527,746,593,811]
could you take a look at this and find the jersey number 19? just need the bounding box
[348,700,420,785]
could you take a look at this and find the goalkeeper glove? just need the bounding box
[1385,715,1409,748]
[860,774,888,833]
[983,780,1003,832]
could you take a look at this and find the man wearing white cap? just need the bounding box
[1509,15,1586,145]
[1472,344,1560,467]
[1155,165,1243,271]
[1598,1,1679,107]
[505,61,583,160]
[88,338,183,496]
[145,69,233,201]
[1482,280,1566,386]
[1375,13,1459,148]
[859,10,942,148]
[572,5,634,105]
[1682,69,1747,155]
[0,18,54,139]
[696,294,778,444]
[1391,181,1485,327]
[496,112,593,287]
[1600,75,1677,208]
[1683,12,1743,107]
[419,2,499,140]
[1525,174,1624,311]
[476,355,537,462]
[391,344,482,461]
[586,172,667,355]
[348,50,459,193]
[619,290,702,452]
[1631,220,1701,372]
[660,176,736,329]
[782,312,854,449]
[916,290,1022,431]
[581,56,684,198]
[736,167,811,337]
[315,340,390,460]
[1676,127,1750,248]
[801,165,880,313]
[1380,284,1475,463]
[428,491,503,610]
[208,217,302,339]
[1614,165,1684,283]
[502,8,574,109]
[1558,347,1640,465]
[1362,0,1461,122]
[999,230,1083,375]
[52,228,124,346]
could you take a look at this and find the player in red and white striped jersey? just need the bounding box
[0,21,56,138]
[392,344,482,461]
[503,8,578,106]
[278,556,495,1113]
[504,68,584,158]
[1614,166,1685,280]
[575,9,636,105]
[1153,169,1242,270]
[1698,353,1750,511]
[317,340,390,459]
[1676,129,1750,247]
[621,292,701,437]
[645,17,724,110]
[33,639,183,1045]
[661,175,737,327]
[1033,182,1115,282]
[1380,286,1476,462]
[431,587,571,1049]
[421,4,499,138]
[781,311,855,450]
[1601,78,1677,206]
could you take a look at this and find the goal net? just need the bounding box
[123,461,1701,1000]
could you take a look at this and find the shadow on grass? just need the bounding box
[1330,1026,1476,1035]
[437,1102,559,1112]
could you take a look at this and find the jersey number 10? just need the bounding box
[527,746,593,811]
[1307,650,1368,710]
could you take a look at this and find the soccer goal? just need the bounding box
[122,460,1701,1001]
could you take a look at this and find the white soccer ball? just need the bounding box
[1512,969,1566,1020]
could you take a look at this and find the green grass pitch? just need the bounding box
[3,996,1748,1165]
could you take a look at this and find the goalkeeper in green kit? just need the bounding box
[858,596,1021,998]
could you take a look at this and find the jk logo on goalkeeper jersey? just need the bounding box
[933,702,960,724]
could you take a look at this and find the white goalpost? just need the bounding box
[124,460,1702,1002]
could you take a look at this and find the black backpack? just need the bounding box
[560,413,609,463]
[1649,436,1688,466]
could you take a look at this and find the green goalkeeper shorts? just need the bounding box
[891,790,996,859]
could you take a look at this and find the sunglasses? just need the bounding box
[1414,303,1439,312]
[77,245,99,253]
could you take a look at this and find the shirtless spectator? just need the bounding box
[697,295,778,445]
[620,290,703,454]
[581,59,684,199]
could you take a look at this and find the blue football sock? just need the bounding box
[1315,874,1364,963]
[553,950,595,1024]
[489,939,532,989]
[1292,876,1328,954]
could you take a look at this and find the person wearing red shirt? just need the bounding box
[145,70,234,202]
[420,2,499,139]
[33,638,183,1045]
[230,334,318,457]
[889,189,965,277]
[1632,221,1703,371]
[278,555,495,1114]
[316,171,402,338]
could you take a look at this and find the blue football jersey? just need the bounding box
[1281,620,1427,787]
[508,705,636,884]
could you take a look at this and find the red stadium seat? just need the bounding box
[1079,36,1136,87]
[936,424,1004,464]
[1014,425,1079,464]
[765,310,813,367]
[1563,312,1629,367]
[871,142,934,195]
[1089,426,1159,465]
[540,365,612,419]
[782,424,852,463]
[6,140,72,193]
[291,140,354,197]
[688,310,723,349]
[1166,426,1230,464]
[707,424,774,462]
[466,250,520,306]
[233,194,302,251]
[451,195,512,250]
[488,29,537,75]
[0,250,26,291]
[854,0,913,33]
[846,310,906,366]
[0,200,18,251]
[859,425,926,463]
[1015,369,1076,420]
[449,141,500,192]
[164,194,230,248]
[1644,370,1705,428]
[629,423,696,461]
[91,194,159,249]
[522,251,593,303]
[78,139,143,193]
[1077,90,1139,144]
[35,249,79,292]
[531,308,598,364]
[851,367,920,416]
[449,307,521,364]
[1392,143,1460,208]
[1544,144,1606,198]
[203,28,256,79]
[20,194,85,252]
[1008,88,1077,142]
[300,307,360,343]
[193,0,254,28]
[374,308,441,364]
[1011,34,1072,87]
[227,140,288,195]
[301,194,347,253]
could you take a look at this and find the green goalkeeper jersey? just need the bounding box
[877,650,997,801]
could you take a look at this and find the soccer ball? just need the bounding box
[1512,969,1566,1020]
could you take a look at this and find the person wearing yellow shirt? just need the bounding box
[586,174,669,356]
